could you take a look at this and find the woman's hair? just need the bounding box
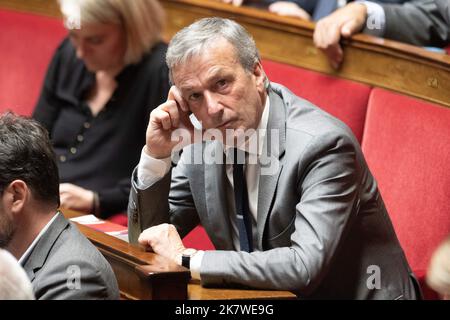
[58,0,165,65]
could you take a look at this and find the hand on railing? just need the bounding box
[314,3,367,69]
[220,0,245,6]
[268,1,311,20]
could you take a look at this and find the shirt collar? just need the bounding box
[19,212,60,266]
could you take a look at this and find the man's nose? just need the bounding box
[204,92,223,117]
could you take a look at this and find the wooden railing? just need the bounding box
[64,210,297,300]
[161,0,450,108]
[1,0,449,107]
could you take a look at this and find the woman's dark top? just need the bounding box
[33,38,169,218]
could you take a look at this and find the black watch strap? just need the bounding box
[181,254,190,269]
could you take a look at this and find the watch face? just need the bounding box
[183,248,197,256]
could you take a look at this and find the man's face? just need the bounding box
[173,39,267,140]
[0,191,15,249]
[68,23,126,72]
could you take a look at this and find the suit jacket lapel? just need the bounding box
[22,212,69,282]
[256,89,286,250]
[204,141,234,250]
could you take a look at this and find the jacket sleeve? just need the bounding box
[199,132,361,294]
[128,146,200,244]
[383,0,450,47]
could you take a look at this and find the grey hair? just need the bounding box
[166,17,267,85]
[0,249,35,300]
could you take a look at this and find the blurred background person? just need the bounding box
[220,0,411,21]
[314,0,450,68]
[33,0,169,222]
[0,249,34,300]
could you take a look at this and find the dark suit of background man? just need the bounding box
[314,0,450,68]
[0,112,119,300]
[129,17,420,299]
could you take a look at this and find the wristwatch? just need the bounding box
[181,248,197,269]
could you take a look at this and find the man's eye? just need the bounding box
[189,93,201,101]
[217,79,227,88]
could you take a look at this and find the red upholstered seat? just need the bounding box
[107,213,128,227]
[0,9,66,115]
[362,88,450,298]
[262,59,371,142]
[182,226,216,250]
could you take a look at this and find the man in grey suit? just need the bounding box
[0,112,119,300]
[129,17,419,299]
[314,0,450,68]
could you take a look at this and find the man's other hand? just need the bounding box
[138,224,186,265]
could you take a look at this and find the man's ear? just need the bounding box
[253,61,267,91]
[4,180,28,214]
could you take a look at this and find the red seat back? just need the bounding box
[0,9,66,115]
[362,88,450,273]
[262,59,371,142]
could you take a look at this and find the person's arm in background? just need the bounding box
[268,1,311,20]
[221,0,245,6]
[220,0,311,19]
[383,0,450,47]
[314,0,448,69]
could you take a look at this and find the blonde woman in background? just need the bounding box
[33,0,169,221]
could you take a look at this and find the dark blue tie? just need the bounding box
[232,148,253,252]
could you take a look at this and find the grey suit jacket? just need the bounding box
[22,213,119,300]
[383,0,450,46]
[128,83,419,299]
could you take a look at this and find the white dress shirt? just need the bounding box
[137,97,270,280]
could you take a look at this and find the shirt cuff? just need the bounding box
[358,1,386,38]
[190,250,204,280]
[137,146,172,189]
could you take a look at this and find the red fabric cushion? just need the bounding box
[182,226,215,250]
[262,59,371,142]
[107,213,128,227]
[0,9,66,115]
[362,88,450,277]
[106,215,215,250]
